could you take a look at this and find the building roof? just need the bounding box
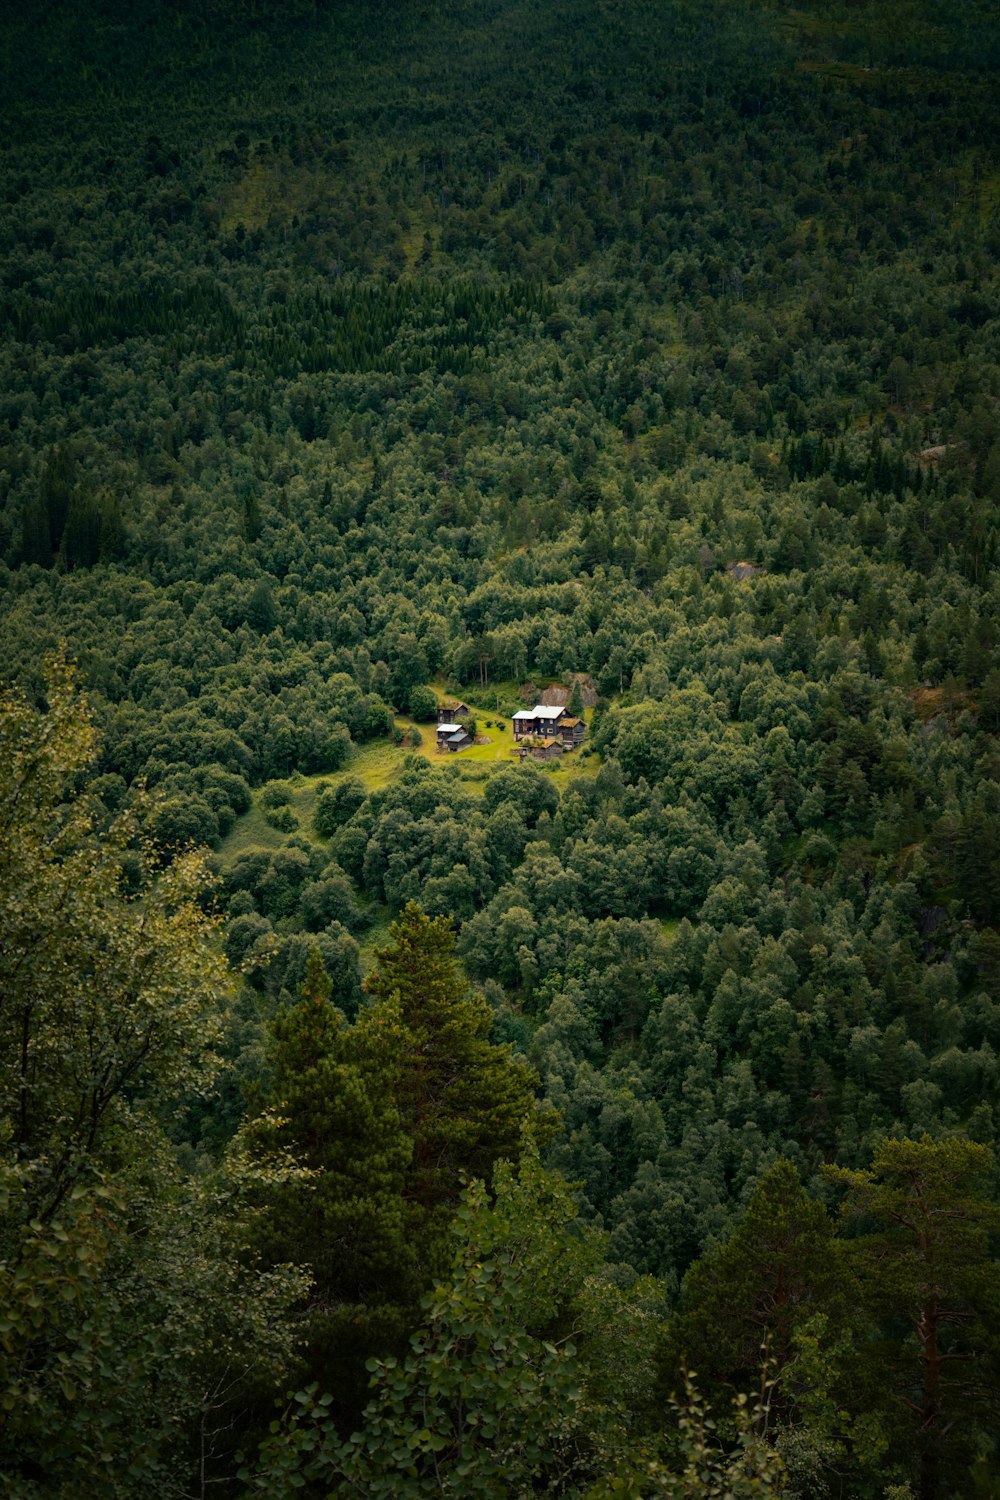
[445,729,471,744]
[515,704,566,721]
[437,723,465,734]
[560,715,582,727]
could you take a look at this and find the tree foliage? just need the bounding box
[826,1137,1000,1499]
[1,0,1000,1491]
[0,657,305,1495]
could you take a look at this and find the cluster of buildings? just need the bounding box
[434,699,586,760]
[510,704,586,759]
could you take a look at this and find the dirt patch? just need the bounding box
[910,685,977,724]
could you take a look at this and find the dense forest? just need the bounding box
[2,0,1000,1494]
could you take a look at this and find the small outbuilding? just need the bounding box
[437,699,470,724]
[516,735,564,762]
[437,723,473,752]
[558,715,586,747]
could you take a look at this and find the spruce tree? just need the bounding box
[826,1137,1000,1500]
[362,903,557,1271]
[238,947,415,1415]
[656,1161,863,1434]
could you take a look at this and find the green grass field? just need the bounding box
[357,907,396,970]
[398,713,521,768]
[217,715,600,869]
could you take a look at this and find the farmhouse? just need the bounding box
[436,722,473,752]
[512,704,573,741]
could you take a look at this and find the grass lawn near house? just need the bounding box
[402,708,600,783]
[398,713,521,767]
[218,716,599,868]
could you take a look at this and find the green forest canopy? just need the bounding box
[1,0,1000,1494]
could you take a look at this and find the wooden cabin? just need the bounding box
[436,723,473,752]
[437,699,469,724]
[516,735,564,762]
[558,715,586,747]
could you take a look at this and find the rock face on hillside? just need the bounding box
[726,560,763,581]
[528,675,598,708]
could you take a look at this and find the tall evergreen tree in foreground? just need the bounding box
[656,1159,886,1495]
[237,946,416,1416]
[826,1137,1000,1500]
[239,904,556,1420]
[656,1160,857,1412]
[363,902,558,1257]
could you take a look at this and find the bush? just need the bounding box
[313,777,367,837]
[263,805,298,832]
[90,773,127,812]
[260,781,293,810]
[150,794,219,853]
[408,684,439,722]
[299,867,363,932]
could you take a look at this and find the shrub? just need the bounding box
[264,805,298,832]
[408,684,439,722]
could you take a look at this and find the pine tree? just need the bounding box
[238,947,415,1414]
[362,903,557,1269]
[826,1137,1000,1500]
[656,1161,862,1433]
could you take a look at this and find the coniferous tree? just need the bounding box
[826,1137,1000,1500]
[361,902,557,1268]
[238,947,415,1415]
[655,1159,875,1480]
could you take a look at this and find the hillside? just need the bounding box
[2,0,999,1494]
